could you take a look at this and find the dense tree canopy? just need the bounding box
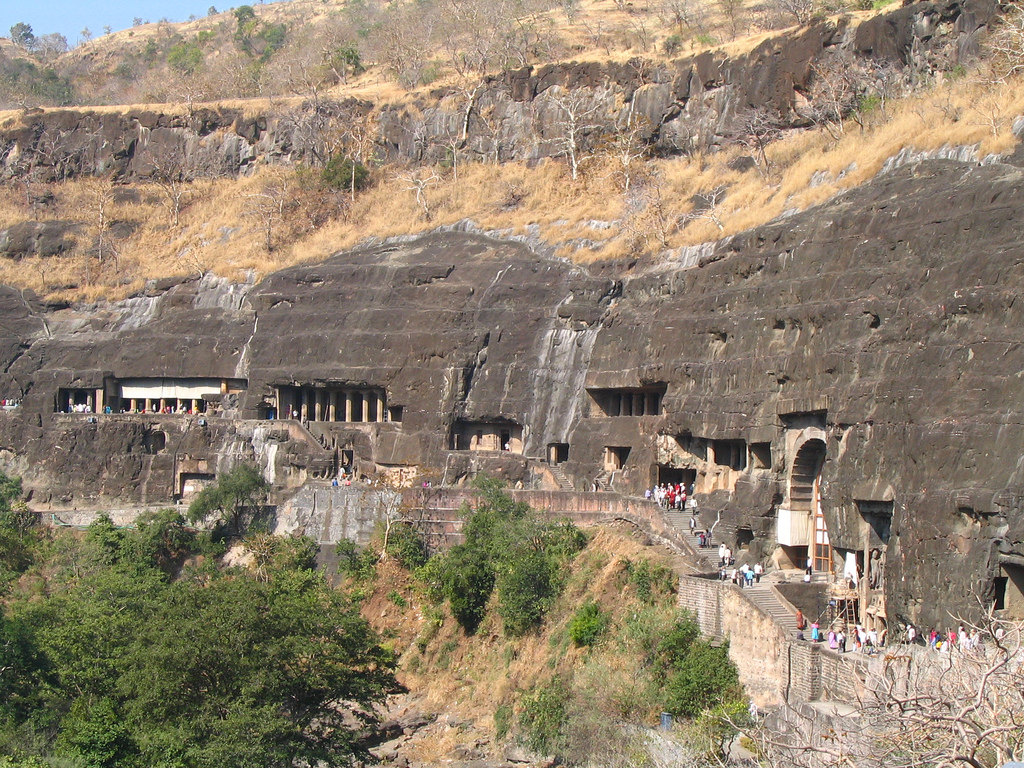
[0,474,401,768]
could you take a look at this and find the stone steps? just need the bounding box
[549,464,575,492]
[662,509,716,570]
[740,581,799,637]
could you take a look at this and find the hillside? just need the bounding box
[355,518,716,768]
[0,0,1021,304]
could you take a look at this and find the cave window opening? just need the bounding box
[388,406,403,423]
[996,562,1024,618]
[657,465,696,489]
[711,440,746,471]
[736,527,755,549]
[57,388,98,414]
[452,420,523,453]
[676,433,707,462]
[588,386,667,417]
[604,446,631,471]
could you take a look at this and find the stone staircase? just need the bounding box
[549,464,575,492]
[741,580,799,638]
[594,470,613,492]
[662,508,717,571]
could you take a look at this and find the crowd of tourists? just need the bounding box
[644,482,692,510]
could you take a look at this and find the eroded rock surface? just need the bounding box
[0,151,1023,628]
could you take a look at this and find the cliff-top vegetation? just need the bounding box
[0,0,1023,303]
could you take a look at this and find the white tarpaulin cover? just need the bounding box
[120,379,221,400]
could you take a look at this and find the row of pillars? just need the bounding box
[126,398,207,414]
[605,391,660,417]
[279,387,387,423]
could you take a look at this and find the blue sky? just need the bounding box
[1,0,261,46]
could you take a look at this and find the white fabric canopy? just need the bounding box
[120,378,221,400]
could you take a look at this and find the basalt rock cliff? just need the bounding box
[0,144,1023,629]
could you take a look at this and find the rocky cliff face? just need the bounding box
[0,0,995,192]
[0,144,1023,628]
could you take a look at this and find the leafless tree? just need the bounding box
[546,86,610,181]
[986,3,1024,82]
[719,0,748,40]
[621,173,681,252]
[764,0,820,27]
[738,107,783,172]
[84,176,119,282]
[748,613,1024,768]
[659,0,710,36]
[243,179,290,252]
[800,52,863,140]
[682,185,728,231]
[400,169,442,220]
[147,141,195,227]
[599,113,652,192]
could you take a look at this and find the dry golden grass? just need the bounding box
[1,60,1022,304]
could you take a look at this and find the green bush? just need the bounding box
[335,539,377,581]
[382,521,428,569]
[415,478,584,637]
[621,557,676,603]
[568,601,609,647]
[167,40,204,73]
[494,702,513,741]
[322,155,371,193]
[517,677,570,756]
[663,640,741,718]
[187,463,269,538]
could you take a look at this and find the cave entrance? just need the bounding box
[547,443,569,464]
[657,465,696,490]
[994,560,1024,619]
[178,472,215,501]
[604,446,631,471]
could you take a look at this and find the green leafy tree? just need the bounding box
[9,23,34,48]
[117,570,401,767]
[187,463,269,537]
[656,613,743,718]
[167,40,205,74]
[18,561,401,766]
[0,608,49,727]
[0,473,38,587]
[418,478,584,636]
[518,676,570,756]
[321,155,370,193]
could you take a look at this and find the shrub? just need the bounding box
[335,539,377,581]
[382,521,428,569]
[322,156,371,193]
[518,677,570,756]
[494,702,513,740]
[663,640,741,717]
[567,601,609,647]
[621,557,676,603]
[415,479,584,637]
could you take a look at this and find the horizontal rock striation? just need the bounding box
[0,150,1022,629]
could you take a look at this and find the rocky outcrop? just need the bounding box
[0,0,998,182]
[1,147,1023,628]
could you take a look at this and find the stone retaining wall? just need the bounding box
[678,575,868,708]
